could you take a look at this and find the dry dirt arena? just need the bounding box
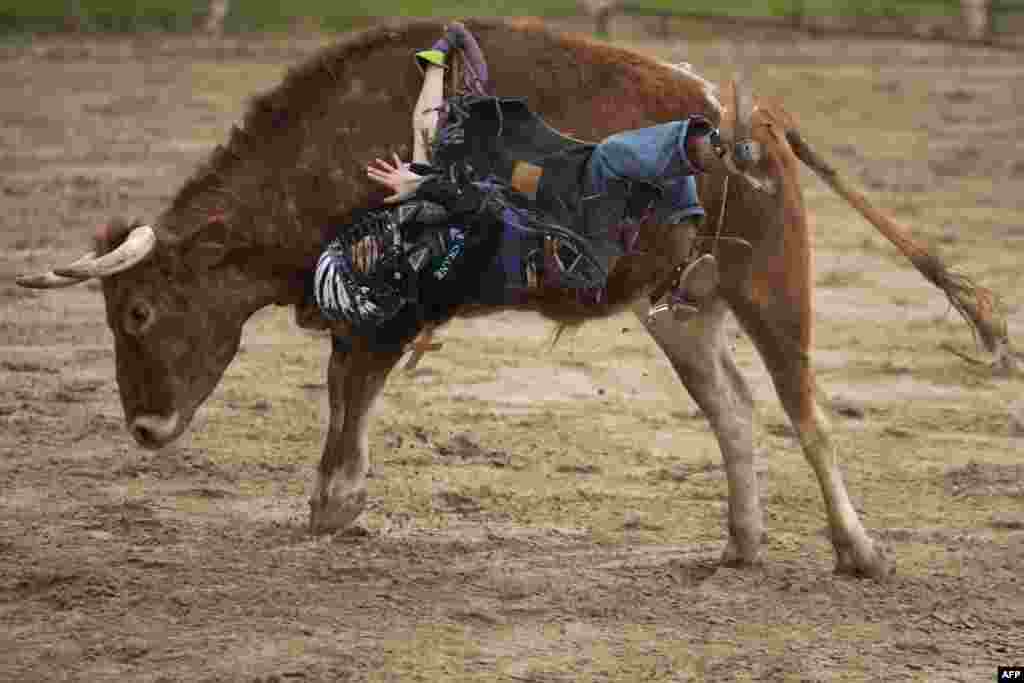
[1,25,1023,682]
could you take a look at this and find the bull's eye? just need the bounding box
[124,300,155,336]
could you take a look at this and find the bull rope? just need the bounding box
[713,174,730,260]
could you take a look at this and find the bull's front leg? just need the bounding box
[309,337,404,535]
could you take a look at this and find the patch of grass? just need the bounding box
[0,0,963,35]
[1,0,208,34]
[374,624,485,682]
[817,269,866,288]
[629,0,959,19]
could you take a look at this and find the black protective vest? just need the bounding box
[435,96,661,269]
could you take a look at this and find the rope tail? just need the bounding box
[785,128,1019,374]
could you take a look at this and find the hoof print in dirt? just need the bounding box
[653,461,722,483]
[555,462,601,475]
[946,461,1024,498]
[765,422,795,438]
[435,490,481,514]
[830,396,866,419]
[2,360,58,374]
[115,637,150,662]
[622,510,662,531]
[179,486,235,499]
[436,433,512,468]
[882,425,914,438]
[336,524,373,539]
[990,513,1024,530]
[1010,399,1023,437]
[653,464,692,482]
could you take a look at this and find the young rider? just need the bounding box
[314,23,725,333]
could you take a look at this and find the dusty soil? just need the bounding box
[1,29,1022,682]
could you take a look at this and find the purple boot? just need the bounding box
[415,22,492,96]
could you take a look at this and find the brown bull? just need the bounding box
[19,19,1013,579]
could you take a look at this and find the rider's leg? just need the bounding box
[412,65,445,164]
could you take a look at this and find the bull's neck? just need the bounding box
[164,144,371,272]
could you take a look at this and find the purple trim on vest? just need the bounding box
[609,217,642,255]
[574,286,605,307]
[498,206,529,286]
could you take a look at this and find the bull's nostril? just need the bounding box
[129,412,180,449]
[132,423,155,444]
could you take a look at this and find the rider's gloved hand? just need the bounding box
[415,175,486,216]
[409,163,439,176]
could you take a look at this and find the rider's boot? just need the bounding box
[416,22,491,94]
[648,209,721,323]
[650,120,729,320]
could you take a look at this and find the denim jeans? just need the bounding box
[585,119,706,221]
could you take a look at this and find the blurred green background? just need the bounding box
[0,0,974,35]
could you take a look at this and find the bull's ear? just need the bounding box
[181,217,231,272]
[185,240,229,272]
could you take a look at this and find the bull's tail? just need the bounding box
[785,128,1019,374]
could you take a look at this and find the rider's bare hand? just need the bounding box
[366,153,425,203]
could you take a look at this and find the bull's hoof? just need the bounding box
[716,540,765,569]
[309,489,368,535]
[833,539,892,581]
[719,536,764,568]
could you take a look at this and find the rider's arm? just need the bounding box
[366,63,443,198]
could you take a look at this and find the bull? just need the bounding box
[18,19,1014,579]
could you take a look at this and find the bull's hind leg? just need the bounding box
[309,338,404,534]
[635,299,764,566]
[729,291,889,579]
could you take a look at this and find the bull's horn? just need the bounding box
[53,224,156,279]
[731,75,760,169]
[16,271,90,289]
[56,250,99,274]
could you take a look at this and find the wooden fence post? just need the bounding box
[790,0,807,29]
[203,0,230,35]
[961,0,992,40]
[65,0,83,31]
[579,0,622,37]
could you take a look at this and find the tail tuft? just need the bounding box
[787,127,1015,365]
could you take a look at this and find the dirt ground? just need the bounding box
[1,26,1022,683]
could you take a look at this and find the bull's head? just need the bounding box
[17,218,279,449]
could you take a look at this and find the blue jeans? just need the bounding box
[585,119,707,221]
